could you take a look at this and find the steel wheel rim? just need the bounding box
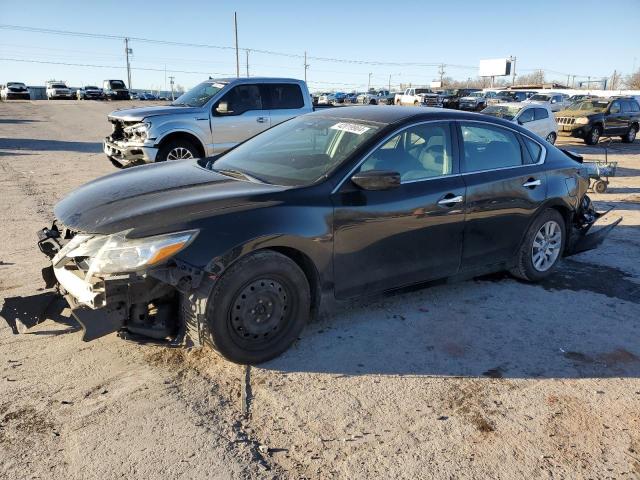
[546,133,556,144]
[591,129,600,143]
[166,147,194,161]
[228,278,291,349]
[531,220,562,272]
[629,128,637,141]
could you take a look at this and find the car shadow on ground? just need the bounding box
[0,118,41,124]
[264,255,640,379]
[0,138,102,153]
[0,292,79,336]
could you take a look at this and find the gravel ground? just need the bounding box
[1,100,639,480]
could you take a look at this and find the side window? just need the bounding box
[216,84,263,116]
[359,123,453,182]
[522,136,543,164]
[621,101,631,113]
[266,84,304,110]
[518,108,535,123]
[534,108,549,120]
[460,123,523,172]
[609,101,621,114]
[630,101,640,112]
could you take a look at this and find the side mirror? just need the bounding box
[215,100,229,115]
[351,170,401,191]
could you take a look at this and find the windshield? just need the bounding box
[172,81,225,107]
[496,92,513,98]
[566,100,609,112]
[85,86,99,90]
[109,81,126,89]
[8,82,26,87]
[469,92,484,98]
[482,105,522,120]
[51,84,66,88]
[207,116,383,186]
[530,94,550,101]
[415,89,431,94]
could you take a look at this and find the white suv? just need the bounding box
[481,103,558,144]
[46,81,73,100]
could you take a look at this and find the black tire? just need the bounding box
[369,99,377,105]
[510,209,566,282]
[182,251,311,364]
[155,138,199,163]
[593,180,607,194]
[585,125,601,145]
[413,100,419,106]
[546,132,557,144]
[621,124,637,143]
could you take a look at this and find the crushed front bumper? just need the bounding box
[103,137,158,168]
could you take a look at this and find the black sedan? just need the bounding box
[37,107,618,364]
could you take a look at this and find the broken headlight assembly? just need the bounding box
[123,121,151,140]
[58,230,198,276]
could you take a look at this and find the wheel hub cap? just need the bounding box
[531,220,562,272]
[167,147,194,161]
[231,279,287,339]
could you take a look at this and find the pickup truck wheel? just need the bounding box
[546,132,557,144]
[585,126,601,145]
[413,100,419,106]
[621,125,637,143]
[369,99,377,105]
[156,139,199,162]
[188,251,310,364]
[510,209,565,282]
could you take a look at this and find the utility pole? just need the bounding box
[566,74,570,88]
[587,76,591,89]
[124,38,132,90]
[388,74,392,93]
[571,75,576,88]
[304,51,309,83]
[510,56,516,86]
[438,63,445,85]
[169,76,175,101]
[234,12,240,78]
[245,49,250,77]
[367,72,372,92]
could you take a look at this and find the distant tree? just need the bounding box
[516,70,545,86]
[609,71,622,90]
[624,70,640,89]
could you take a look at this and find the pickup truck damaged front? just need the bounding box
[37,223,203,343]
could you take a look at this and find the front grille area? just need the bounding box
[422,97,441,106]
[557,117,576,125]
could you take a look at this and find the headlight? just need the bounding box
[124,122,151,139]
[575,117,589,125]
[65,230,198,276]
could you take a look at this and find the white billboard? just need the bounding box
[479,58,512,77]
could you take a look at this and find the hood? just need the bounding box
[108,105,201,121]
[54,160,287,235]
[556,108,603,118]
[460,96,479,101]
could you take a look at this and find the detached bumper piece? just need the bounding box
[566,196,621,256]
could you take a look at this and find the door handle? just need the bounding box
[195,117,208,121]
[256,117,269,123]
[437,194,464,206]
[522,179,541,188]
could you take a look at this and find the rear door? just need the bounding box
[605,100,625,135]
[332,121,466,298]
[210,84,270,153]
[263,83,305,128]
[457,121,547,271]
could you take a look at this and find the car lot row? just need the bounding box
[0,79,171,101]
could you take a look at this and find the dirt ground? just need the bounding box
[1,100,639,480]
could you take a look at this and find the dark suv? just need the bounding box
[440,88,480,109]
[556,97,640,145]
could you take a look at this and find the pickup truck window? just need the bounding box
[216,85,263,116]
[209,116,381,186]
[173,81,225,108]
[265,84,304,110]
[610,101,621,114]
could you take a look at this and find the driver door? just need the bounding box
[210,84,271,154]
[332,121,466,298]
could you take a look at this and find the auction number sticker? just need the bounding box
[330,122,371,135]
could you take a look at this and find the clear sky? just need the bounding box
[1,0,638,92]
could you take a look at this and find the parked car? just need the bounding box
[103,79,131,100]
[486,91,519,106]
[1,82,30,100]
[138,92,158,101]
[482,103,558,143]
[458,91,498,111]
[77,86,105,100]
[555,97,640,145]
[378,91,399,105]
[509,91,537,102]
[568,94,597,104]
[46,81,73,100]
[439,89,480,109]
[395,88,434,106]
[344,93,359,104]
[37,106,617,364]
[103,77,313,168]
[523,92,571,112]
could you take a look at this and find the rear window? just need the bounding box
[265,84,304,110]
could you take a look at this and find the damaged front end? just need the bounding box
[565,195,621,256]
[103,117,157,169]
[37,223,202,344]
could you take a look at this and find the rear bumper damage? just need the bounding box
[37,223,203,344]
[565,195,621,256]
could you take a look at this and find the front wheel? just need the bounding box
[510,209,565,282]
[621,125,637,143]
[585,126,601,145]
[156,138,199,162]
[546,132,557,144]
[184,251,311,364]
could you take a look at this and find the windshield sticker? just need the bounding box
[330,122,371,135]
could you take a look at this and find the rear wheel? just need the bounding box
[156,138,199,163]
[510,209,565,282]
[546,132,557,144]
[184,251,310,364]
[413,100,419,106]
[621,125,637,143]
[585,126,601,145]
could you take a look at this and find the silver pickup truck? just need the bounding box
[104,77,313,168]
